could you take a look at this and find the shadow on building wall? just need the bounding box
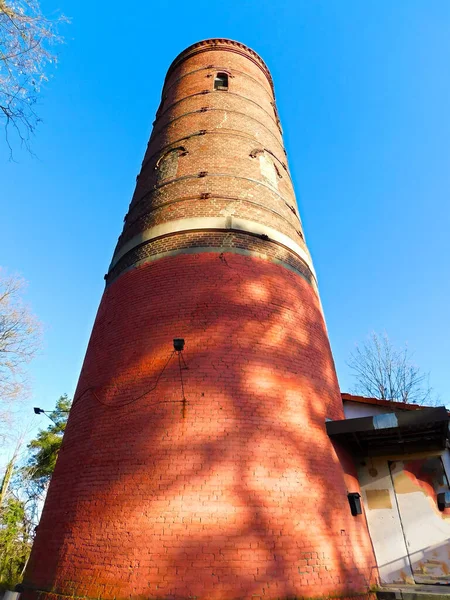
[24,252,378,600]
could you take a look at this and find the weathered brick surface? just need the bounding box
[106,39,308,284]
[23,39,378,600]
[121,188,303,249]
[106,231,312,286]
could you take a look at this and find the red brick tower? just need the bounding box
[23,39,377,600]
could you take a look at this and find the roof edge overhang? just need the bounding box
[327,406,449,457]
[341,392,423,412]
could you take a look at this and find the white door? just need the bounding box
[389,457,450,584]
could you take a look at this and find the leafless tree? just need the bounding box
[0,0,66,155]
[348,332,436,405]
[0,269,41,438]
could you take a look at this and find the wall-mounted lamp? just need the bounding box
[33,407,69,423]
[33,407,58,424]
[173,338,185,352]
[347,492,362,516]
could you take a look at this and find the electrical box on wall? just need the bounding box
[348,492,362,516]
[437,492,450,511]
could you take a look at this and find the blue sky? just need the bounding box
[1,0,449,444]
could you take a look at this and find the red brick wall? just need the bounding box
[23,39,378,600]
[25,254,377,599]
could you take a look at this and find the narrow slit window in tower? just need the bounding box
[214,72,228,91]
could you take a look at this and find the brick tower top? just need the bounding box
[164,39,275,94]
[107,38,315,288]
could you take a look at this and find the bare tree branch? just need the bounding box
[0,268,42,440]
[347,331,438,406]
[0,0,67,156]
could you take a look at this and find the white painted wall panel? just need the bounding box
[358,459,414,585]
[390,458,450,584]
[343,401,397,420]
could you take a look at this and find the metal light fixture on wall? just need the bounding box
[173,338,185,352]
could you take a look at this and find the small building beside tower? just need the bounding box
[332,394,450,590]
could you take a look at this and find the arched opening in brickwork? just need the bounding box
[250,148,281,189]
[214,72,229,91]
[155,146,187,184]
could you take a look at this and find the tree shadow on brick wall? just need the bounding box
[25,252,378,600]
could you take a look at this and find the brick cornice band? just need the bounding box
[106,242,317,290]
[109,216,316,279]
[164,38,275,95]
